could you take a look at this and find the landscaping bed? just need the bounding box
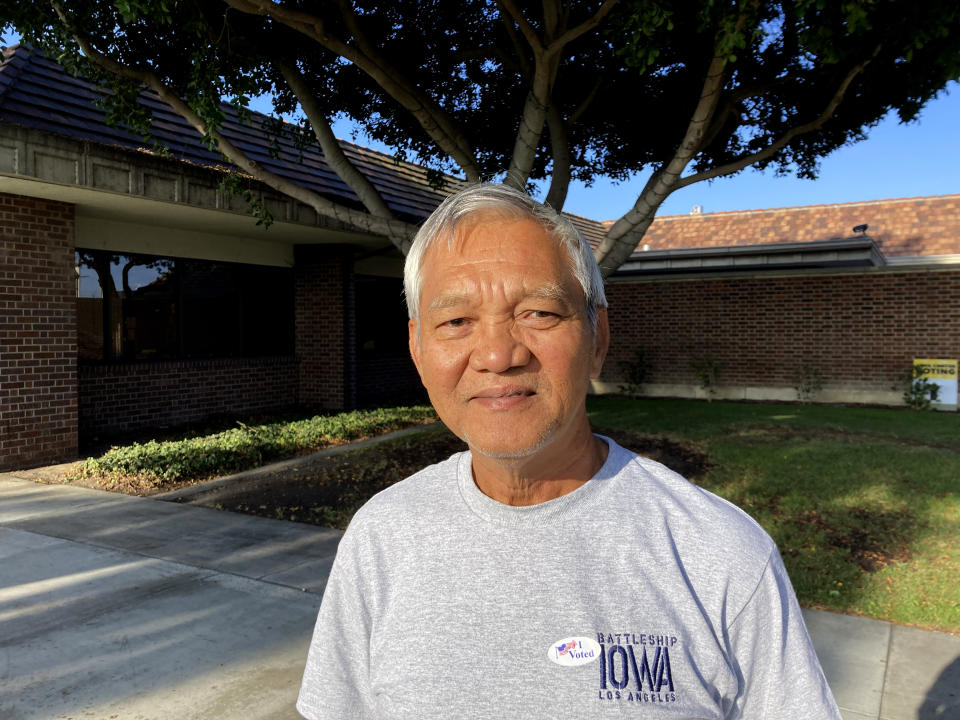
[170,425,708,530]
[64,405,438,494]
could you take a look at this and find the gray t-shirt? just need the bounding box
[298,437,840,719]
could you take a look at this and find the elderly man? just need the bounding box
[297,184,839,719]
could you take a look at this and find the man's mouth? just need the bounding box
[471,387,536,401]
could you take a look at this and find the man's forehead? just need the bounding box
[426,282,572,311]
[415,214,585,311]
[421,215,568,270]
[430,213,549,251]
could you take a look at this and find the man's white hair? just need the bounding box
[403,183,607,328]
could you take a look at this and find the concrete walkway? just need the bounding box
[1,472,957,720]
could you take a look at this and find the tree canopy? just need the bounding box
[4,1,959,275]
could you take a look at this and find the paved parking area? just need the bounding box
[0,477,337,719]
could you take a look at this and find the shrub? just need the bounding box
[73,406,436,484]
[690,358,721,402]
[792,364,824,404]
[897,366,941,410]
[618,347,650,398]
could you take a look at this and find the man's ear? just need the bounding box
[589,307,610,380]
[408,318,424,381]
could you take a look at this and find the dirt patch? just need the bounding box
[175,430,468,528]
[602,429,710,481]
[171,427,710,529]
[730,424,960,452]
[794,507,914,572]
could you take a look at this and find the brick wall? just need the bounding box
[356,353,426,408]
[295,246,353,409]
[0,192,77,470]
[604,270,960,393]
[78,356,298,441]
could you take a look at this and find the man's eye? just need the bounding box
[521,309,562,326]
[441,317,469,328]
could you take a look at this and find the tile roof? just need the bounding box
[561,211,607,248]
[633,194,960,258]
[0,44,464,222]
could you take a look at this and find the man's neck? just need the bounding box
[470,426,609,506]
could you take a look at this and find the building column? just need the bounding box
[0,192,78,470]
[294,245,355,409]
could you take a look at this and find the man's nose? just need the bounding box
[469,321,531,373]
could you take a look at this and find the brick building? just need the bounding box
[598,198,960,404]
[2,45,958,471]
[0,46,446,470]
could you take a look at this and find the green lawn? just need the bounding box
[588,396,960,633]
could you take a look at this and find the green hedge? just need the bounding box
[75,406,436,483]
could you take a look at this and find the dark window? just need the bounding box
[118,256,178,360]
[354,275,409,355]
[76,250,293,361]
[181,260,240,357]
[76,255,105,361]
[238,263,295,356]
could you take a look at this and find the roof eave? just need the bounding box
[616,236,886,276]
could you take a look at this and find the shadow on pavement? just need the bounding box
[0,480,335,719]
[917,654,960,719]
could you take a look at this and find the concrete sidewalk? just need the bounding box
[1,474,957,720]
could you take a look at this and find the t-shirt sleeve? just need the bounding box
[726,547,841,720]
[297,529,377,719]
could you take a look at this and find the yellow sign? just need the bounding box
[913,358,958,411]
[913,359,958,380]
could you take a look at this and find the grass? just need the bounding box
[587,396,960,633]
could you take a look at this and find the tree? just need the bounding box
[4,1,959,275]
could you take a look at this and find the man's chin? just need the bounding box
[469,444,543,461]
[462,427,557,461]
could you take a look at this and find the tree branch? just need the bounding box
[548,0,619,52]
[594,5,762,276]
[674,50,880,189]
[699,79,789,154]
[544,103,571,209]
[596,33,881,278]
[499,3,556,189]
[499,11,534,79]
[570,75,603,124]
[501,1,617,189]
[222,0,343,52]
[593,51,728,273]
[54,4,418,249]
[276,60,394,220]
[498,0,544,54]
[543,0,561,40]
[505,81,553,189]
[223,0,482,183]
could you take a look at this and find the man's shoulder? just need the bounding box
[346,449,467,529]
[608,440,776,561]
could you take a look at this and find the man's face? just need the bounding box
[409,215,608,459]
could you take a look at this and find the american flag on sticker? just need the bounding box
[556,641,578,656]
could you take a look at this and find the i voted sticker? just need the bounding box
[548,636,601,666]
